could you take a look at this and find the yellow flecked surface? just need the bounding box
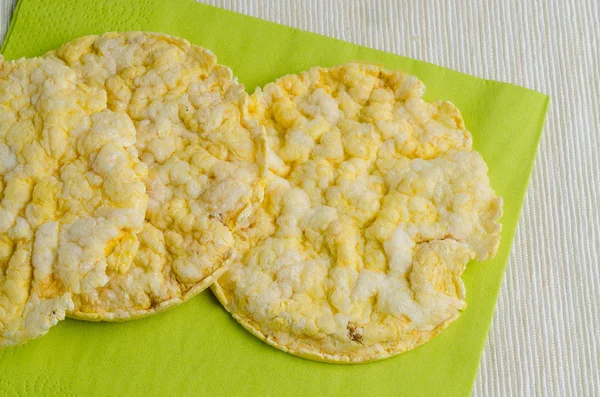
[213,64,503,362]
[48,32,266,320]
[0,55,148,346]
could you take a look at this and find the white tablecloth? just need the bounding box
[1,1,598,395]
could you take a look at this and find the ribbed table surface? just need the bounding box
[1,1,598,396]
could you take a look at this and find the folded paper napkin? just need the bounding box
[0,0,548,396]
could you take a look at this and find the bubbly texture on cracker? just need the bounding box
[0,33,501,356]
[213,64,502,362]
[48,32,266,320]
[0,56,147,345]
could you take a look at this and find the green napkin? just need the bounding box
[0,0,548,396]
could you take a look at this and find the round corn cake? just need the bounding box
[49,32,266,320]
[0,55,147,346]
[213,63,502,362]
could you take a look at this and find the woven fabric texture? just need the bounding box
[1,1,598,396]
